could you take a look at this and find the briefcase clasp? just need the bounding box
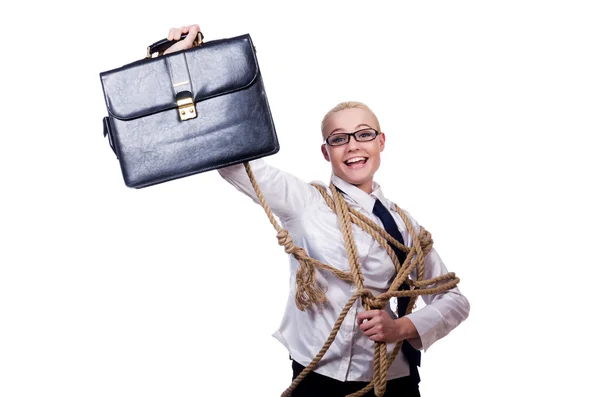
[176,91,197,121]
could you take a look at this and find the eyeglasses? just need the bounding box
[324,128,380,146]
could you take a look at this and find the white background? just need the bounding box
[1,1,599,396]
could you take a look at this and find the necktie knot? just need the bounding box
[372,198,388,219]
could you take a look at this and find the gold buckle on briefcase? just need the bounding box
[176,91,197,121]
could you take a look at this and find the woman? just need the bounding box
[164,24,470,397]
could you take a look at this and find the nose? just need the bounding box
[346,134,360,151]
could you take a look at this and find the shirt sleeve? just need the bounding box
[402,215,471,352]
[217,159,322,221]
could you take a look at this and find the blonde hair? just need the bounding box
[320,101,381,137]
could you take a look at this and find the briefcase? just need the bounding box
[99,32,279,188]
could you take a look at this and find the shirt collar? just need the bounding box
[331,174,387,213]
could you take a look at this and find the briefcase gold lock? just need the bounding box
[176,91,197,121]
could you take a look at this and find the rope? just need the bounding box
[242,162,460,396]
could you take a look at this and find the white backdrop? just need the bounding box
[1,1,599,396]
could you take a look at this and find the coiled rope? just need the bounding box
[243,162,460,396]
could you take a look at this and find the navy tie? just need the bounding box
[372,198,421,372]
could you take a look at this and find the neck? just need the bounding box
[356,180,374,194]
[332,173,374,194]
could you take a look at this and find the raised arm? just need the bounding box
[217,159,322,221]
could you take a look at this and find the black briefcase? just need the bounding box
[99,33,279,188]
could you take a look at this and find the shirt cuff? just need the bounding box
[405,305,445,352]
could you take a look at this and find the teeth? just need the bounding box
[346,157,366,164]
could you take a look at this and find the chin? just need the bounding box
[341,172,372,187]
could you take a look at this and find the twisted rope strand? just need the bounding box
[280,290,364,397]
[331,183,365,292]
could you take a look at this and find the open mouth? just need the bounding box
[344,157,368,168]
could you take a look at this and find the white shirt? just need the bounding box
[218,159,470,382]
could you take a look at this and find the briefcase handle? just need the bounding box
[146,31,204,58]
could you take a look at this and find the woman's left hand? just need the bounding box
[163,24,201,55]
[357,310,418,343]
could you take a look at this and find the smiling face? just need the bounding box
[321,106,386,194]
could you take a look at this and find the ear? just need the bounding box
[321,144,330,162]
[379,132,386,152]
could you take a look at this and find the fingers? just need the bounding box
[173,26,184,41]
[361,321,389,342]
[358,310,388,337]
[357,310,399,343]
[189,24,200,42]
[358,312,378,333]
[182,24,199,47]
[361,321,384,341]
[167,25,190,42]
[357,310,373,325]
[182,24,199,34]
[363,324,380,337]
[167,27,184,41]
[368,333,384,342]
[357,310,381,326]
[359,318,379,333]
[163,24,201,55]
[170,25,200,38]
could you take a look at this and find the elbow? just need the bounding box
[455,291,471,323]
[439,288,471,324]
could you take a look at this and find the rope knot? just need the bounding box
[359,289,387,310]
[275,230,329,311]
[295,261,327,311]
[368,297,389,310]
[277,230,297,254]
